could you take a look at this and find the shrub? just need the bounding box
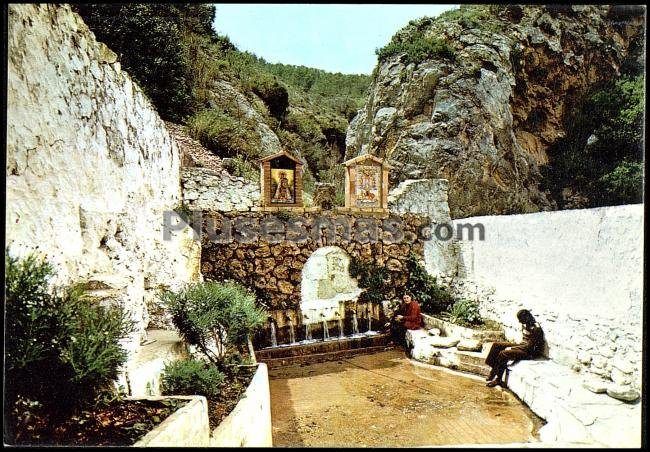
[376,32,455,65]
[447,299,483,326]
[4,251,133,435]
[599,161,643,204]
[186,109,261,159]
[72,3,201,122]
[160,281,266,369]
[161,359,224,399]
[405,253,454,314]
[348,257,391,305]
[222,155,260,183]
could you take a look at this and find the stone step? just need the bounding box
[456,349,489,368]
[455,361,492,377]
[256,333,391,360]
[262,344,396,369]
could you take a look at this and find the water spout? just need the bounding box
[352,311,359,335]
[321,313,330,341]
[367,304,372,332]
[305,322,312,341]
[269,319,277,347]
[336,312,344,338]
[286,315,296,344]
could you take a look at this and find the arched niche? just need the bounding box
[300,246,362,324]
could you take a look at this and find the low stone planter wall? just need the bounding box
[422,314,505,342]
[210,363,273,447]
[132,395,210,447]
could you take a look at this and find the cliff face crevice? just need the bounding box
[347,5,645,218]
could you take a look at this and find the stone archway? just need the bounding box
[300,246,361,324]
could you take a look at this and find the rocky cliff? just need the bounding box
[347,5,645,218]
[6,4,201,355]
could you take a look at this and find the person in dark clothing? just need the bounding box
[485,309,545,388]
[387,293,423,346]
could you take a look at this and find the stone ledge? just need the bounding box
[407,327,642,447]
[132,395,210,447]
[506,360,641,447]
[210,363,272,446]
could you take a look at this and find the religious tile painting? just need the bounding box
[270,168,295,204]
[355,165,381,207]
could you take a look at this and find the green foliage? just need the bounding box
[599,161,644,204]
[187,109,261,159]
[376,32,455,65]
[447,299,483,326]
[405,253,454,314]
[4,251,133,429]
[245,72,289,119]
[72,3,216,122]
[160,281,266,368]
[348,257,391,305]
[222,155,260,183]
[541,74,644,207]
[437,5,504,33]
[161,359,225,399]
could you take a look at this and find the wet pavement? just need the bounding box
[269,349,544,447]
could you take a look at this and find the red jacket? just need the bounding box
[400,300,423,330]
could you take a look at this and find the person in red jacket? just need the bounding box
[388,293,423,345]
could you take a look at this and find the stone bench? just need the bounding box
[506,359,641,447]
[406,328,641,447]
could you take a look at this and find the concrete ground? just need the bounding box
[269,349,544,447]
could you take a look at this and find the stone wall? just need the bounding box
[181,167,259,212]
[388,179,459,282]
[6,4,201,357]
[200,210,430,345]
[451,204,643,390]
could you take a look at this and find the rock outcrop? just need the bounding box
[347,5,645,218]
[6,4,201,356]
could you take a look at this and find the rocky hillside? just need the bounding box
[347,5,645,218]
[73,4,371,203]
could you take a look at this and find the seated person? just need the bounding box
[485,309,545,388]
[386,293,423,346]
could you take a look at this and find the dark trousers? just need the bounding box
[485,341,530,381]
[389,319,407,346]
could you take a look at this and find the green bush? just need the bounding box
[72,3,210,122]
[222,155,260,183]
[161,359,224,399]
[4,251,133,433]
[187,109,261,159]
[447,299,483,326]
[376,32,455,65]
[160,281,266,369]
[405,253,454,314]
[348,258,391,305]
[599,161,643,204]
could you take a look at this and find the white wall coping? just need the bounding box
[210,363,273,447]
[132,395,210,447]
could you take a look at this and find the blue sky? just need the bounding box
[213,4,458,74]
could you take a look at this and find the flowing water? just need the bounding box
[288,319,296,344]
[322,320,330,341]
[338,318,344,338]
[270,320,278,347]
[305,323,312,341]
[352,311,359,335]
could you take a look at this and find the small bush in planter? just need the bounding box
[160,280,266,369]
[161,359,225,398]
[4,251,133,441]
[447,299,483,326]
[405,253,454,314]
[348,257,391,304]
